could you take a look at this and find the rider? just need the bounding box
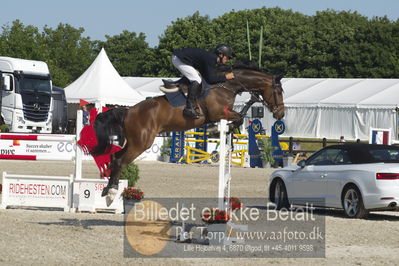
[172,44,235,119]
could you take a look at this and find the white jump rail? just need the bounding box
[218,119,248,245]
[0,111,83,180]
[218,119,232,211]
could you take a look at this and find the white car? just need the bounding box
[269,144,399,218]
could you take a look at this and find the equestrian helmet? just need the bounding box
[215,44,233,58]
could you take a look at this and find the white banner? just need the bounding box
[0,136,83,159]
[1,172,73,211]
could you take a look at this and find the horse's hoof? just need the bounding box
[101,184,118,197]
[101,186,109,197]
[105,188,118,207]
[105,195,113,207]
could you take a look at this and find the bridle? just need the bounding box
[267,78,285,113]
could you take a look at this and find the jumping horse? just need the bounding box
[92,64,285,204]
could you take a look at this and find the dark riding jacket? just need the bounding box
[173,48,227,84]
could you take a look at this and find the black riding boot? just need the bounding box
[183,81,202,119]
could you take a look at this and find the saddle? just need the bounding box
[162,77,190,90]
[160,77,212,107]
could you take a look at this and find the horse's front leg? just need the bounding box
[220,110,244,151]
[226,110,244,132]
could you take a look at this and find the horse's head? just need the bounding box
[231,68,285,120]
[265,74,285,120]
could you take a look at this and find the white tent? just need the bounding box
[123,77,170,98]
[258,78,399,141]
[65,48,145,107]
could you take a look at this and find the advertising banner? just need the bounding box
[0,135,166,161]
[1,173,73,211]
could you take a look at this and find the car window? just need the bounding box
[369,149,399,162]
[334,150,352,164]
[306,148,350,165]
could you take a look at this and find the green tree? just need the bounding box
[101,30,150,77]
[42,23,96,87]
[226,8,311,75]
[155,8,399,78]
[157,11,217,76]
[0,20,45,60]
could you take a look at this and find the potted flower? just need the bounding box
[119,163,143,213]
[160,137,172,162]
[121,187,144,213]
[0,124,9,132]
[202,208,230,245]
[120,163,140,187]
[121,187,144,200]
[202,208,230,224]
[258,137,275,168]
[229,197,242,211]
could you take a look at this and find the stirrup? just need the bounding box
[183,108,202,119]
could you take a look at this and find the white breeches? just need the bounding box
[172,55,202,84]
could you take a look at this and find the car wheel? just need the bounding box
[342,185,368,219]
[274,179,290,210]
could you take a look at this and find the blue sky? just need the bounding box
[1,0,398,47]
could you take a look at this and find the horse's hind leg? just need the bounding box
[101,148,127,202]
[102,145,146,205]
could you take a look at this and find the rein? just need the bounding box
[216,76,283,113]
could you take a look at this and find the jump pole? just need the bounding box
[218,119,231,210]
[75,110,83,180]
[0,110,83,179]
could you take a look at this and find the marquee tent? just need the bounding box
[65,48,145,107]
[258,78,399,141]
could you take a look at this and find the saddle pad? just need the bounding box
[164,91,186,107]
[164,85,212,107]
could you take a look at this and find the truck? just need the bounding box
[0,56,53,133]
[51,86,68,133]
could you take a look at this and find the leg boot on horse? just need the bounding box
[183,81,203,119]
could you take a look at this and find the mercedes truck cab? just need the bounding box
[0,56,53,133]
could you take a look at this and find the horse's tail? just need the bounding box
[92,108,128,156]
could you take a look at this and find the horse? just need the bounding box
[92,65,285,204]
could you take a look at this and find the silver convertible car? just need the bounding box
[269,144,399,218]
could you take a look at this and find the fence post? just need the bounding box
[75,110,83,180]
[289,137,293,153]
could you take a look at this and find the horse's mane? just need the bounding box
[217,59,274,77]
[234,60,279,77]
[233,59,261,71]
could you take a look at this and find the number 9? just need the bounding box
[84,189,90,198]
